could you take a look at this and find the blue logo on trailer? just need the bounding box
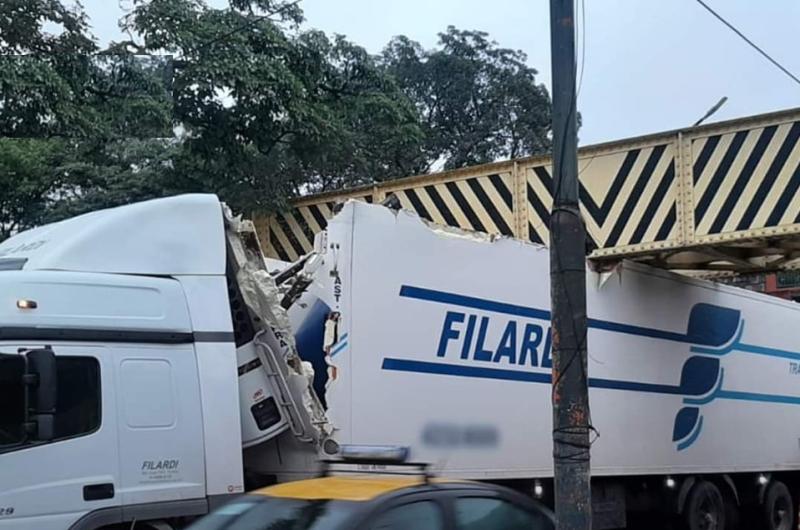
[672,304,740,451]
[381,285,800,452]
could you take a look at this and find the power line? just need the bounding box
[576,0,587,99]
[694,0,800,88]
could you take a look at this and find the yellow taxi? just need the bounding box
[188,447,554,530]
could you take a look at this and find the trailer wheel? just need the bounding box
[723,490,740,530]
[763,481,793,530]
[684,481,725,530]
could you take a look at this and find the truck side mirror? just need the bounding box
[23,348,57,442]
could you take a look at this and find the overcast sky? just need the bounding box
[83,0,799,146]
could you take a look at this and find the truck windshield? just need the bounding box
[188,496,358,530]
[0,354,25,447]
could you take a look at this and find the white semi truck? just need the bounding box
[2,194,800,530]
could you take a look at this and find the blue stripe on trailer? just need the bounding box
[382,358,682,395]
[400,285,800,361]
[381,358,552,384]
[716,389,800,405]
[734,341,800,362]
[399,285,551,321]
[400,285,693,344]
[382,357,800,407]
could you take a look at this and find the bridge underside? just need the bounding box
[613,235,800,273]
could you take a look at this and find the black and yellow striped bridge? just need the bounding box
[256,107,800,272]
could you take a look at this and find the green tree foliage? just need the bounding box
[0,1,177,235]
[124,0,424,202]
[1,1,552,240]
[0,0,97,138]
[381,27,552,171]
[0,138,66,239]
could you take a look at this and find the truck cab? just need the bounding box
[0,194,323,530]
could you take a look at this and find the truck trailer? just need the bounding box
[1,194,799,530]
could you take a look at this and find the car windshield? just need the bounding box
[187,495,359,530]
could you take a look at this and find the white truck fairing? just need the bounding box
[0,194,226,275]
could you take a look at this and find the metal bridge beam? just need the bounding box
[259,107,800,273]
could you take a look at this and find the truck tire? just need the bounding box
[763,481,793,530]
[723,491,740,530]
[684,481,725,530]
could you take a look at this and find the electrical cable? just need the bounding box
[694,0,800,87]
[576,0,587,99]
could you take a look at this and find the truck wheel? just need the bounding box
[684,481,725,530]
[763,481,793,530]
[723,491,740,530]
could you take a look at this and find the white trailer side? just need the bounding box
[295,201,800,479]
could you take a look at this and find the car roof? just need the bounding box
[253,475,483,502]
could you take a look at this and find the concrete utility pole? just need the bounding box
[548,1,592,529]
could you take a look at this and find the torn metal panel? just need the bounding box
[594,269,621,290]
[384,202,548,249]
[279,255,323,310]
[223,204,332,446]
